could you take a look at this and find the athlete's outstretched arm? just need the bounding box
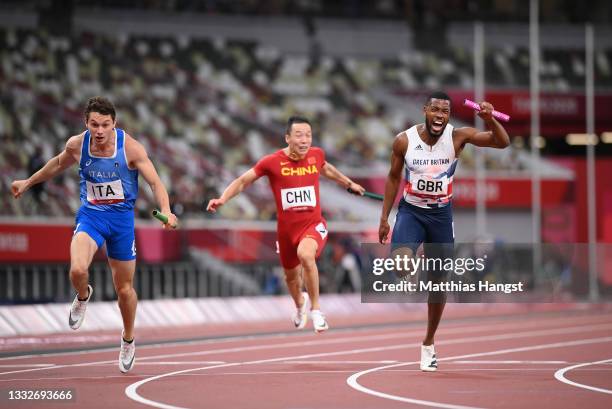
[320,162,365,194]
[379,133,408,244]
[127,135,178,228]
[206,168,260,213]
[11,135,80,199]
[457,101,510,149]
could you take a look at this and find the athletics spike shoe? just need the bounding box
[420,344,438,372]
[292,292,309,329]
[68,285,93,330]
[311,309,329,333]
[119,332,136,373]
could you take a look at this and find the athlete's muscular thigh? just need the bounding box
[108,258,136,292]
[70,232,99,272]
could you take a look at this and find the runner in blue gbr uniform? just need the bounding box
[12,97,178,373]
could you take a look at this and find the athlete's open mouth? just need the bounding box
[431,121,444,133]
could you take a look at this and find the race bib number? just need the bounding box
[410,175,448,196]
[281,186,316,210]
[86,180,125,204]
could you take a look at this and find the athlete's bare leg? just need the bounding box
[108,258,137,341]
[423,243,450,345]
[390,246,445,346]
[423,299,446,346]
[69,233,98,299]
[390,247,417,279]
[284,265,306,309]
[297,238,321,310]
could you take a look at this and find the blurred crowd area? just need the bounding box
[7,0,610,23]
[1,26,607,219]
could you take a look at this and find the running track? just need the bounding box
[1,309,611,408]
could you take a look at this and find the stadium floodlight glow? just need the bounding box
[601,132,612,144]
[565,133,598,146]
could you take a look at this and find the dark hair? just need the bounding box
[285,116,311,135]
[425,91,451,106]
[84,96,116,121]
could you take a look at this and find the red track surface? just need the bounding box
[1,308,611,409]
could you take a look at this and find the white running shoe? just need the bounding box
[292,292,309,329]
[119,332,136,373]
[420,344,438,372]
[311,309,329,333]
[68,285,93,330]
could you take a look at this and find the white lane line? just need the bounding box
[9,320,608,377]
[0,329,434,377]
[193,370,366,375]
[384,368,612,372]
[276,360,399,364]
[0,324,612,376]
[0,374,160,382]
[0,324,456,362]
[3,312,608,361]
[0,335,118,348]
[0,361,226,372]
[134,361,227,365]
[346,336,612,409]
[453,360,567,364]
[126,362,241,409]
[0,364,56,368]
[6,367,612,384]
[124,324,612,409]
[554,358,612,394]
[0,331,418,377]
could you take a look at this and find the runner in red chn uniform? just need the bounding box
[207,116,365,332]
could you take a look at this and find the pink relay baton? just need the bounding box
[463,99,510,122]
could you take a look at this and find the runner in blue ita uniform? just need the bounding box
[12,97,178,373]
[378,91,510,372]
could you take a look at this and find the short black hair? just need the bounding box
[285,116,311,135]
[84,96,116,121]
[425,91,451,106]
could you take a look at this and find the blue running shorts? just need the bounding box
[391,199,454,280]
[74,206,136,261]
[391,199,454,251]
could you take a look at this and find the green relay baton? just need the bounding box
[152,209,177,228]
[347,188,384,201]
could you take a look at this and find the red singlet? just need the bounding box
[254,147,328,269]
